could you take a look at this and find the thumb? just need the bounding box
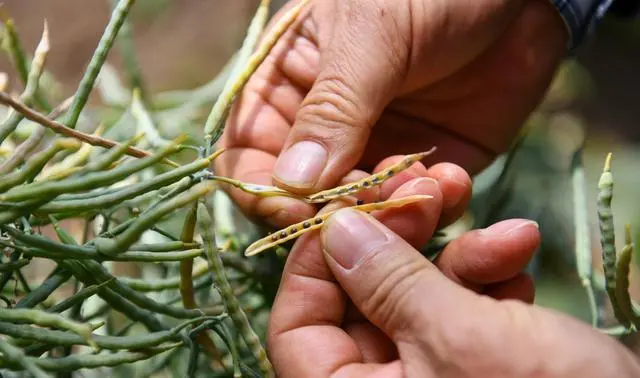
[272,1,408,192]
[320,207,473,338]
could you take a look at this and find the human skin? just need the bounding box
[266,170,640,377]
[214,0,568,229]
[212,0,640,376]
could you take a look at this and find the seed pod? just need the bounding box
[77,133,145,174]
[0,135,185,202]
[0,316,221,350]
[197,202,274,377]
[7,344,181,372]
[245,194,433,256]
[597,153,629,327]
[0,138,81,193]
[94,181,215,256]
[0,337,50,378]
[0,308,97,351]
[38,150,220,214]
[305,148,437,203]
[615,224,640,328]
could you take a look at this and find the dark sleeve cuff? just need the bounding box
[550,0,616,50]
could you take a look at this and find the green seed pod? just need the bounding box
[615,225,640,329]
[0,308,97,351]
[0,136,185,202]
[0,337,51,378]
[0,139,81,193]
[197,202,274,377]
[95,181,215,256]
[597,153,630,327]
[38,153,216,214]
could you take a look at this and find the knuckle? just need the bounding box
[358,255,431,332]
[298,74,368,137]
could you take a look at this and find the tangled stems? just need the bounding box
[0,316,223,351]
[0,337,50,378]
[0,136,185,203]
[0,92,175,165]
[34,151,218,214]
[94,180,218,256]
[2,344,181,372]
[197,202,274,377]
[0,308,97,350]
[0,138,81,193]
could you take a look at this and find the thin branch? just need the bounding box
[0,92,177,166]
[0,96,73,175]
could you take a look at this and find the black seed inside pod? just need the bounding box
[387,170,394,177]
[303,222,311,229]
[290,228,298,234]
[279,231,287,239]
[362,181,370,187]
[271,235,278,242]
[356,200,364,205]
[314,218,323,225]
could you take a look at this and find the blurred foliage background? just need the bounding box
[1,0,639,371]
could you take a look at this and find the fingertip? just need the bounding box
[437,219,540,286]
[425,163,473,227]
[374,176,443,248]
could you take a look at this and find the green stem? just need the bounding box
[63,0,137,129]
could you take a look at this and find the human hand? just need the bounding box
[266,169,640,377]
[215,0,568,228]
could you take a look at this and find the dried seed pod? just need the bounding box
[306,148,437,203]
[245,194,433,256]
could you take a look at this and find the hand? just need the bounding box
[215,0,568,228]
[266,170,640,377]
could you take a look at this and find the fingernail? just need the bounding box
[273,141,327,188]
[321,208,391,269]
[480,219,539,236]
[406,177,438,190]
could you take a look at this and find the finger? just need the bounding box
[267,205,361,377]
[320,207,475,341]
[435,219,540,291]
[268,175,444,375]
[482,272,535,303]
[373,157,472,228]
[214,147,316,228]
[271,1,410,192]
